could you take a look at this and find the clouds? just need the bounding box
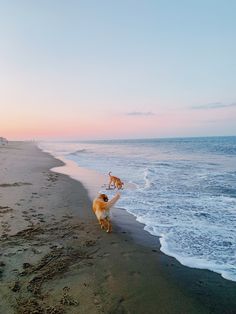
[125,111,156,116]
[191,102,236,110]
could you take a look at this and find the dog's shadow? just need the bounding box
[101,184,124,191]
[105,187,116,190]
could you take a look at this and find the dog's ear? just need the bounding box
[100,194,109,202]
[103,195,109,202]
[98,193,104,200]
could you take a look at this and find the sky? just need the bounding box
[0,0,236,140]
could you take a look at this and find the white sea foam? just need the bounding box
[39,137,236,282]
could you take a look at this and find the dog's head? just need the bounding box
[99,193,109,202]
[116,181,124,189]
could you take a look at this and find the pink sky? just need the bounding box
[2,105,235,140]
[1,1,236,140]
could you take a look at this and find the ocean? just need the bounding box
[39,136,236,282]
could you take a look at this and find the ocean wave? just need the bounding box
[156,162,172,167]
[159,235,236,282]
[69,149,88,155]
[38,137,236,282]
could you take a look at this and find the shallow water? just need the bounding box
[39,136,236,282]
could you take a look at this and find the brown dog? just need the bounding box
[92,192,120,233]
[108,172,124,190]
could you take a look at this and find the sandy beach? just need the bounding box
[0,142,236,314]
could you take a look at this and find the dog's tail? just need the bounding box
[108,171,112,176]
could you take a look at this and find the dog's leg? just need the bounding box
[104,219,110,231]
[108,178,112,190]
[106,218,112,233]
[108,172,113,189]
[99,219,106,230]
[112,180,116,189]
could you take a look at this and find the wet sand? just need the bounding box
[0,142,236,314]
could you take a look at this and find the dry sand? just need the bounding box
[0,141,235,314]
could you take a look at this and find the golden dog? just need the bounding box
[92,192,120,233]
[108,172,124,190]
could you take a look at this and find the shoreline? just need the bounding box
[42,145,236,284]
[0,141,236,313]
[38,142,236,312]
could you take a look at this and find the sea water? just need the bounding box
[39,136,236,282]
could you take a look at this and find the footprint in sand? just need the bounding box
[121,252,133,258]
[104,272,113,281]
[60,290,79,306]
[0,182,32,187]
[31,248,41,254]
[110,241,119,246]
[11,281,21,292]
[129,270,141,278]
[0,206,13,213]
[98,252,110,258]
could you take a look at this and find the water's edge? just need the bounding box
[38,142,236,282]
